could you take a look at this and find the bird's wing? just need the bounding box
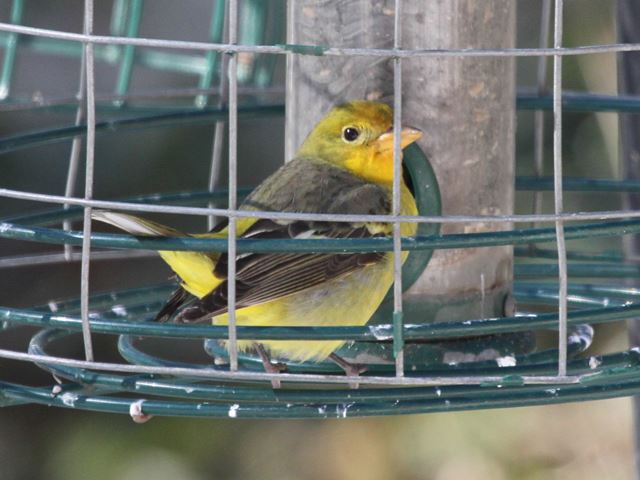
[92,210,183,236]
[176,219,387,323]
[173,159,394,323]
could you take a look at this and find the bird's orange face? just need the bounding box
[297,101,423,184]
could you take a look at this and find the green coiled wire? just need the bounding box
[3,25,640,414]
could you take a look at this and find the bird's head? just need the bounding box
[297,100,423,184]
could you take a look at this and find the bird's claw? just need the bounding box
[329,353,368,389]
[254,343,288,389]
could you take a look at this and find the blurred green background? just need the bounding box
[0,1,634,479]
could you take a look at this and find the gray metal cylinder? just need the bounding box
[286,1,516,324]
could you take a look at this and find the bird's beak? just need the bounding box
[375,126,423,153]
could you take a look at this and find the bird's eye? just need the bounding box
[342,127,360,142]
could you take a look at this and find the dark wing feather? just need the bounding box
[177,222,386,323]
[155,286,193,322]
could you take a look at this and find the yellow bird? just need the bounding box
[93,100,422,383]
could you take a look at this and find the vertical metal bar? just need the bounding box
[64,0,93,260]
[62,0,87,262]
[114,0,143,106]
[392,0,404,377]
[207,1,229,230]
[62,55,86,261]
[79,0,96,362]
[207,122,226,230]
[226,0,239,372]
[0,0,24,100]
[532,0,551,222]
[284,0,296,163]
[552,0,567,376]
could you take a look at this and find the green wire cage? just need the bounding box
[1,0,640,428]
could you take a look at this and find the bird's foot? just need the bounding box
[255,343,288,389]
[329,353,367,389]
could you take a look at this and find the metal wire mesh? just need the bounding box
[1,0,640,419]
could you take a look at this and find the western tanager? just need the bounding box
[93,100,422,385]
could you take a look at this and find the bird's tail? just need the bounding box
[92,210,223,300]
[91,210,183,237]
